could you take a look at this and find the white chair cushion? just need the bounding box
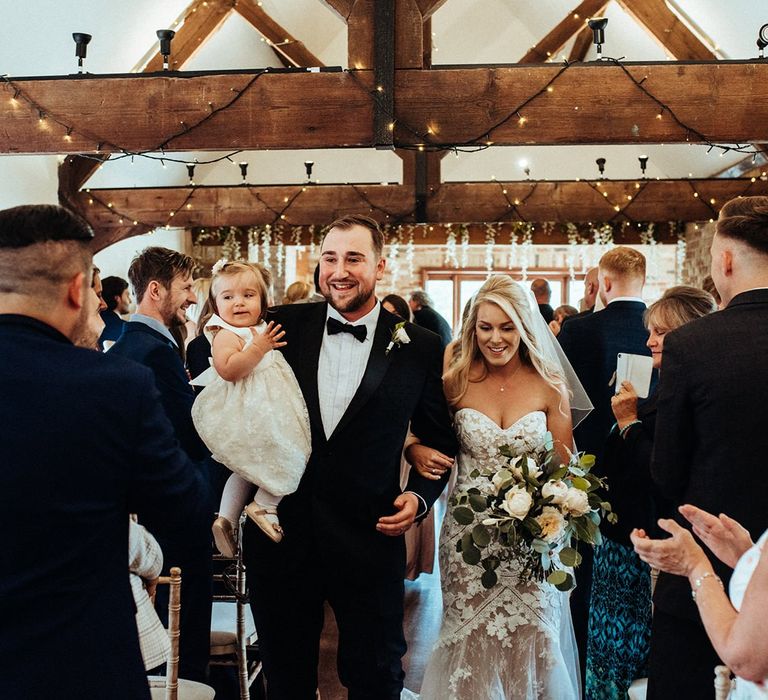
[148,677,216,700]
[209,600,256,648]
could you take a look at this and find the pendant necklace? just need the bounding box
[493,360,523,392]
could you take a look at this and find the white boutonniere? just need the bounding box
[385,321,410,355]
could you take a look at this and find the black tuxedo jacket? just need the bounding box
[249,302,458,580]
[651,288,768,620]
[111,321,208,461]
[558,300,654,462]
[0,315,208,699]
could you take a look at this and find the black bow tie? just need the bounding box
[326,317,367,342]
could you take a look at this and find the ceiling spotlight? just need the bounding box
[304,160,314,182]
[596,157,606,178]
[588,17,608,60]
[156,29,176,71]
[758,23,768,58]
[186,163,196,185]
[638,155,649,177]
[239,162,248,183]
[72,33,92,74]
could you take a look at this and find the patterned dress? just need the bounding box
[418,409,580,700]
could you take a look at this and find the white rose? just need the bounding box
[500,485,533,520]
[491,471,507,495]
[394,327,410,344]
[563,487,591,517]
[542,479,569,504]
[535,505,566,543]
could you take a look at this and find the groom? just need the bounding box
[243,215,458,699]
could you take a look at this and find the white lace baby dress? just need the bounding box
[417,409,580,700]
[191,314,311,497]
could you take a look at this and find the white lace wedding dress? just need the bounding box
[415,409,580,700]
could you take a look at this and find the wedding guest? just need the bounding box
[586,285,716,698]
[409,289,453,348]
[381,293,411,321]
[647,196,768,698]
[530,277,554,323]
[283,280,312,304]
[74,265,107,350]
[568,267,599,321]
[549,303,578,336]
[99,275,130,349]
[632,506,768,697]
[0,204,208,699]
[242,215,457,699]
[110,246,213,683]
[557,246,654,683]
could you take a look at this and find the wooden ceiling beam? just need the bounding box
[519,0,609,63]
[348,0,424,70]
[235,0,324,68]
[320,0,354,22]
[143,0,235,72]
[76,179,766,242]
[616,0,716,61]
[7,63,768,154]
[416,0,449,20]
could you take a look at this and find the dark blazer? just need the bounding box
[186,333,212,383]
[98,309,126,349]
[557,300,654,463]
[413,305,453,349]
[537,302,555,324]
[247,301,458,576]
[111,321,207,461]
[651,288,768,621]
[0,315,208,700]
[600,391,669,545]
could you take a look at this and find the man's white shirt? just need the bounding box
[318,302,381,439]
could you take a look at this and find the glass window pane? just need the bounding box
[459,279,484,320]
[425,279,454,330]
[568,279,585,310]
[548,279,563,307]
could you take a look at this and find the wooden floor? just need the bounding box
[317,569,444,698]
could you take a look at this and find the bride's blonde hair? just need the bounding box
[443,275,566,406]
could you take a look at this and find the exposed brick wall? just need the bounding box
[681,222,715,287]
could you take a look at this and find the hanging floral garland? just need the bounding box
[387,230,402,292]
[459,224,470,269]
[444,224,458,268]
[507,225,519,269]
[247,227,260,263]
[275,229,285,280]
[675,226,687,284]
[261,225,272,269]
[405,225,415,279]
[566,223,580,280]
[484,223,497,273]
[519,224,534,280]
[222,227,243,261]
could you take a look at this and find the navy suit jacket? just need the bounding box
[557,300,654,463]
[652,289,768,621]
[98,309,125,350]
[413,305,453,349]
[0,315,208,700]
[111,321,208,462]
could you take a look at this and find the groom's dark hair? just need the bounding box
[324,215,384,259]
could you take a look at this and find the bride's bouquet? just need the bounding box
[451,433,615,591]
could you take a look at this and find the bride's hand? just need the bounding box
[406,444,454,480]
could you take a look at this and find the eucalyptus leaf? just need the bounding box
[569,466,586,477]
[579,454,596,469]
[559,547,582,567]
[472,524,491,548]
[547,570,568,586]
[571,476,590,491]
[531,538,550,554]
[461,531,474,551]
[469,493,488,512]
[554,572,574,591]
[541,552,551,570]
[481,569,498,589]
[462,544,481,565]
[453,506,475,525]
[549,467,568,482]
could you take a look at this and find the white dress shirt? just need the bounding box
[318,302,381,439]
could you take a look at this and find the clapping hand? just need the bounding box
[630,519,710,577]
[680,505,753,569]
[611,380,639,429]
[250,321,286,355]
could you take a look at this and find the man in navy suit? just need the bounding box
[0,204,208,699]
[110,247,212,682]
[557,246,654,683]
[644,196,768,697]
[98,274,130,349]
[243,216,458,699]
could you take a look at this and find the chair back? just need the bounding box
[714,665,733,700]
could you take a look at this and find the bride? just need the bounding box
[406,275,589,699]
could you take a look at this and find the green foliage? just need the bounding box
[453,506,475,526]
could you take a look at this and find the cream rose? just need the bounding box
[500,485,533,520]
[535,505,566,543]
[563,487,591,517]
[542,479,569,504]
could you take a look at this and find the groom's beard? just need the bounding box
[321,280,375,316]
